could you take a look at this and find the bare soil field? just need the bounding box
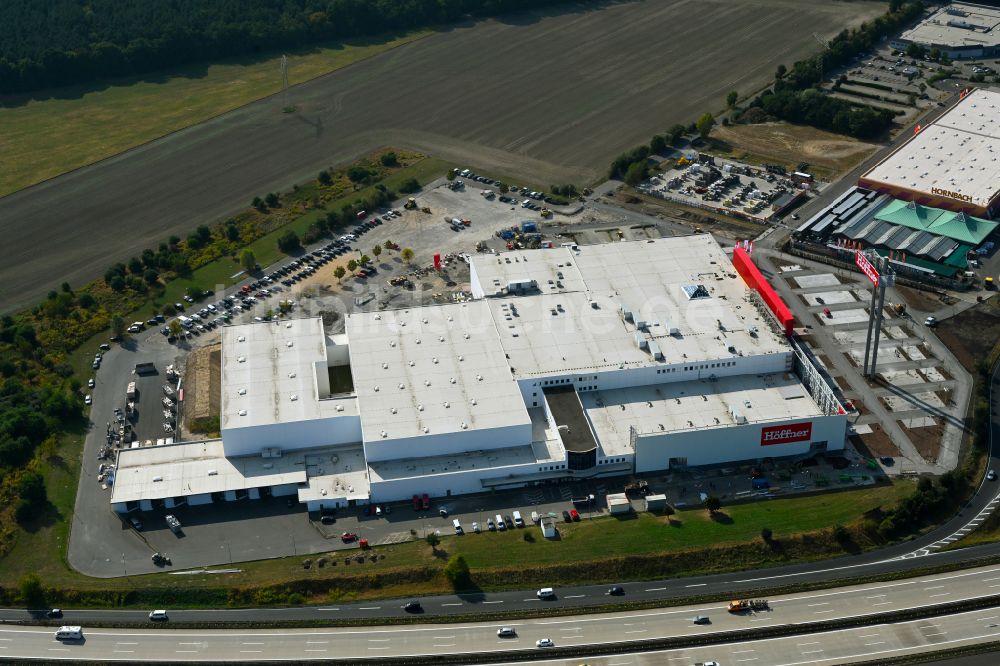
[709,122,879,178]
[0,0,883,313]
[936,299,1000,372]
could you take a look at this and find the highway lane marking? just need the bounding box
[113,650,135,653]
[813,610,835,614]
[686,583,707,588]
[306,641,329,644]
[239,650,263,654]
[434,636,455,639]
[176,651,198,654]
[923,585,945,590]
[625,630,646,634]
[522,598,541,602]
[304,649,327,652]
[857,634,880,638]
[433,644,456,648]
[807,602,829,607]
[559,627,582,632]
[564,595,586,599]
[482,601,504,604]
[609,662,633,665]
[441,603,463,607]
[732,649,756,653]
[115,641,138,645]
[801,650,824,655]
[358,607,381,610]
[977,616,999,621]
[872,601,893,606]
[797,642,821,646]
[241,642,265,645]
[368,639,391,642]
[645,587,666,592]
[920,624,942,628]
[924,632,947,637]
[734,659,758,663]
[367,647,391,651]
[316,607,340,611]
[928,593,950,598]
[865,641,887,646]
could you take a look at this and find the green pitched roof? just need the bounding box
[875,200,998,245]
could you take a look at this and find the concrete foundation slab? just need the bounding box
[794,274,840,288]
[803,290,857,306]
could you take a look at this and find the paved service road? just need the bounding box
[7,564,1000,662]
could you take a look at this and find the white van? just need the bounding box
[537,587,555,599]
[513,511,524,528]
[55,626,83,640]
[453,518,463,535]
[495,514,506,530]
[148,609,168,621]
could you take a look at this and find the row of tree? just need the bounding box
[0,0,578,95]
[754,88,895,140]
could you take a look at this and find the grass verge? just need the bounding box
[0,30,432,196]
[1,482,913,607]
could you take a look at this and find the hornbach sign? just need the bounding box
[931,187,974,203]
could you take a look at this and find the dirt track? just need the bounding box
[0,0,882,313]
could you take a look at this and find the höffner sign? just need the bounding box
[760,422,813,445]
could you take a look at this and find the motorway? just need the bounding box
[7,563,1000,662]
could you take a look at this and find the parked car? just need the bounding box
[988,470,997,481]
[570,509,580,521]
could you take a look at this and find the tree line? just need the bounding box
[0,0,577,95]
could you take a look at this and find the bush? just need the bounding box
[317,170,332,186]
[624,161,648,186]
[443,554,471,589]
[760,527,773,542]
[19,574,45,608]
[380,152,398,167]
[347,166,372,183]
[277,230,301,254]
[397,177,420,194]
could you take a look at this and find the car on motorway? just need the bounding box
[148,609,168,621]
[47,608,63,618]
[608,585,624,596]
[693,615,711,624]
[536,638,554,648]
[403,601,422,613]
[537,587,555,599]
[989,470,997,481]
[497,627,516,638]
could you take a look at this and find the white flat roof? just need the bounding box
[221,318,358,431]
[582,373,824,457]
[110,440,306,505]
[297,446,371,503]
[345,301,531,443]
[860,88,1000,207]
[899,3,1000,49]
[473,248,587,295]
[476,236,789,377]
[369,440,561,483]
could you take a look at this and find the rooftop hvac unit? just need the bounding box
[620,304,634,322]
[648,341,663,361]
[729,406,747,425]
[634,332,648,350]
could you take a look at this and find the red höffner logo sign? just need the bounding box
[760,422,813,445]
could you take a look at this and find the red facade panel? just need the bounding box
[732,247,794,336]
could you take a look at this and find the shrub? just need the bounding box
[277,230,301,254]
[443,554,471,589]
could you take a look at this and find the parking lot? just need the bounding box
[637,155,810,224]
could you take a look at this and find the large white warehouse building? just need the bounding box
[111,235,846,514]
